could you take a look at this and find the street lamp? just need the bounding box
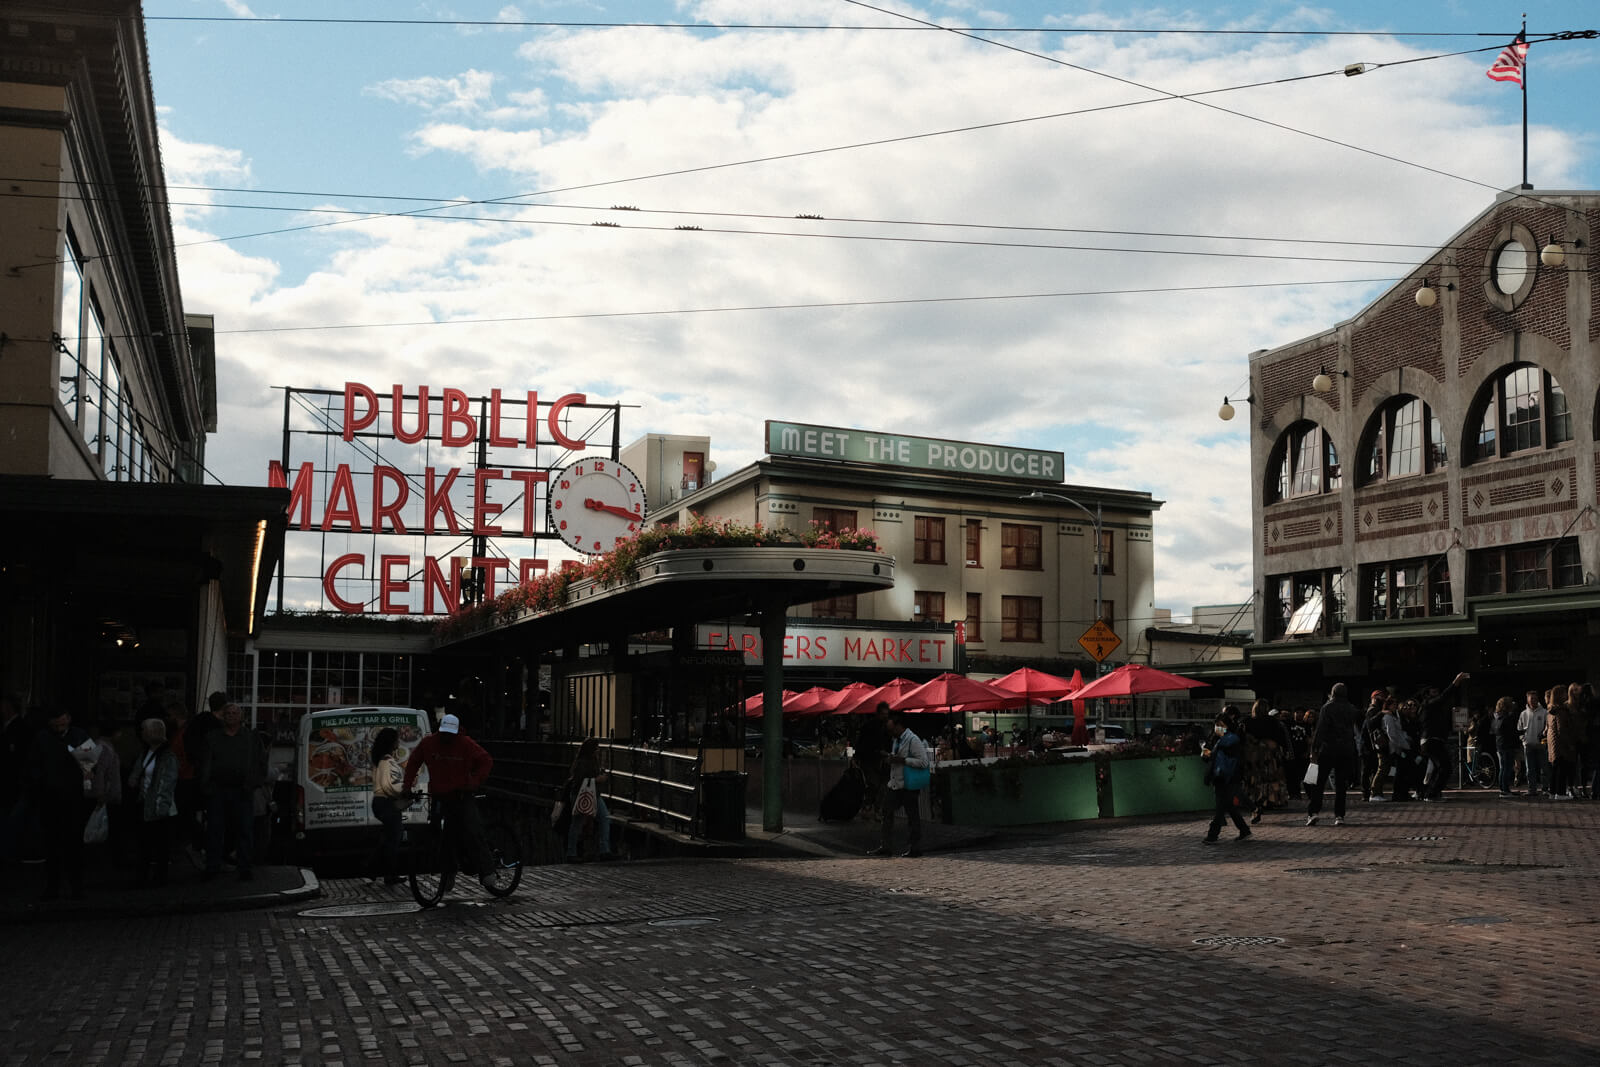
[1023,490,1106,741]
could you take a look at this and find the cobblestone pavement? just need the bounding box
[2,792,1596,1065]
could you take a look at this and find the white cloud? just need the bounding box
[366,70,499,114]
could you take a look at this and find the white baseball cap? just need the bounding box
[438,713,460,735]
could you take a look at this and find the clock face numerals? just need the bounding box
[546,459,648,554]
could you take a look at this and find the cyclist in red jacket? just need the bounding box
[403,713,495,888]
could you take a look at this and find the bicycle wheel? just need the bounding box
[1472,751,1499,789]
[409,822,449,909]
[480,822,523,898]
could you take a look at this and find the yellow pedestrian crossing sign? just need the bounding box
[1078,619,1121,662]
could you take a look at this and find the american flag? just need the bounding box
[1486,32,1528,85]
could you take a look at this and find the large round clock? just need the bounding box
[547,458,648,554]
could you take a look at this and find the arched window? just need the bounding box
[1360,396,1447,484]
[1468,364,1572,462]
[1268,421,1341,503]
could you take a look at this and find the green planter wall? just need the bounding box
[939,759,1100,826]
[1105,754,1213,816]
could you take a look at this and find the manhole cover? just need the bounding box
[1449,915,1509,926]
[1403,835,1447,841]
[1192,935,1284,947]
[300,901,423,918]
[647,917,719,927]
[1287,866,1371,875]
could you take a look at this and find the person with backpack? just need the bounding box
[1358,690,1386,802]
[1364,695,1393,801]
[1202,707,1251,844]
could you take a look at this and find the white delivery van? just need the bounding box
[295,706,432,859]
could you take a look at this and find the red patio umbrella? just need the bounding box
[744,689,797,718]
[783,686,839,715]
[888,672,1016,713]
[992,666,1080,748]
[833,677,919,715]
[1069,663,1207,703]
[827,682,879,716]
[991,666,1079,703]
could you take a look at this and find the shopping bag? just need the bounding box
[83,803,109,845]
[574,777,597,817]
[1302,762,1320,787]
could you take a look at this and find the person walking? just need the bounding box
[200,702,267,881]
[26,709,94,900]
[1419,672,1470,801]
[564,737,614,861]
[1243,699,1287,822]
[368,727,406,884]
[130,717,179,887]
[1518,691,1549,798]
[1202,708,1251,843]
[1306,683,1361,826]
[853,703,891,820]
[867,710,929,858]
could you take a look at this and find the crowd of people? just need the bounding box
[1200,674,1600,843]
[1,686,270,901]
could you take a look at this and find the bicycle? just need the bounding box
[1461,743,1499,789]
[407,792,523,908]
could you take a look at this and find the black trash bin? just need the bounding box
[700,772,748,841]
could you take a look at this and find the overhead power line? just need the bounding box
[840,1,1589,196]
[0,184,1483,266]
[144,15,1523,36]
[138,37,1545,255]
[35,276,1401,346]
[4,177,1463,252]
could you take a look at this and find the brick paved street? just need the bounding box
[3,792,1596,1065]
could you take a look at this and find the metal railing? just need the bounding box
[483,739,701,832]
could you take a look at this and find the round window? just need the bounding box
[1493,240,1529,295]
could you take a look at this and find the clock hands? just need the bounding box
[584,498,639,520]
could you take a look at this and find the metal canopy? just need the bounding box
[436,547,896,652]
[434,546,896,836]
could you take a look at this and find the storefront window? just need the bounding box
[1363,557,1452,619]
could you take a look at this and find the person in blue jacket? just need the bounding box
[1202,707,1252,844]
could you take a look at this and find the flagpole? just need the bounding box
[1521,15,1530,189]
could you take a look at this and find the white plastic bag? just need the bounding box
[1302,762,1320,787]
[574,777,597,817]
[83,802,109,845]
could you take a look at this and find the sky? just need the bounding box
[141,1,1600,621]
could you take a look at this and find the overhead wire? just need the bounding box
[144,15,1516,36]
[10,33,1564,268]
[25,276,1403,348]
[0,183,1494,267]
[838,0,1578,195]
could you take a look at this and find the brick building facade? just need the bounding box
[1246,189,1600,704]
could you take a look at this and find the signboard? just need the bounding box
[298,708,430,832]
[765,420,1064,483]
[1078,620,1121,662]
[269,382,620,615]
[697,623,957,671]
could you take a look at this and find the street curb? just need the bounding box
[0,867,323,926]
